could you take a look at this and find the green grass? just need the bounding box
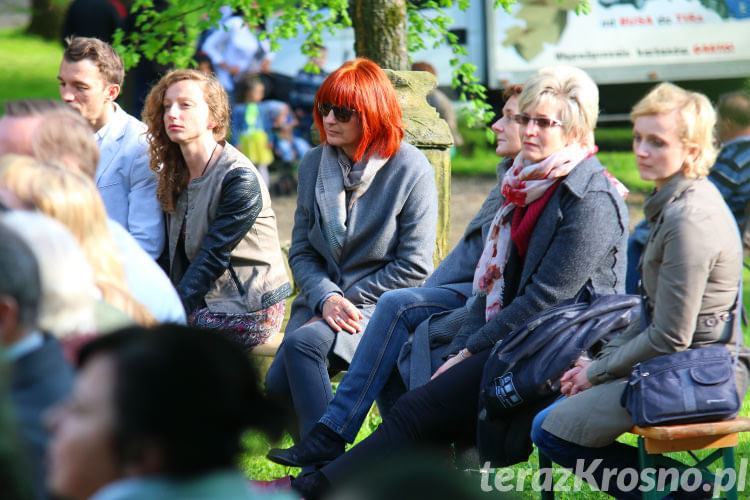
[0,28,63,114]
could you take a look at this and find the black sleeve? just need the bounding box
[176,168,262,313]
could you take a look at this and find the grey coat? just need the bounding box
[287,141,438,362]
[399,156,630,387]
[453,155,629,354]
[544,174,750,447]
[397,159,506,388]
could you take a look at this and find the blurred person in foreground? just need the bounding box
[0,157,155,330]
[0,217,74,500]
[0,98,185,324]
[1,211,98,359]
[46,324,295,500]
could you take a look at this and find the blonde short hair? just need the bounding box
[2,211,97,338]
[630,82,717,178]
[518,65,599,147]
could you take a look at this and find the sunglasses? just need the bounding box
[514,113,563,129]
[317,102,356,123]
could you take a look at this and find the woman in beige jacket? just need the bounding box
[531,82,750,499]
[143,69,291,351]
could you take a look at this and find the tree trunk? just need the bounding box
[26,0,71,40]
[353,0,408,70]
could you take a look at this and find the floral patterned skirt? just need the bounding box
[188,301,285,352]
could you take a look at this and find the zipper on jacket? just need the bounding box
[228,265,246,295]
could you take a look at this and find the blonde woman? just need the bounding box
[531,83,750,499]
[1,210,97,340]
[0,156,154,329]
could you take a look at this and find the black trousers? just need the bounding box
[320,349,491,484]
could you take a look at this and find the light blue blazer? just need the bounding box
[96,103,164,258]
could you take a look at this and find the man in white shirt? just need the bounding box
[202,13,273,95]
[57,36,164,259]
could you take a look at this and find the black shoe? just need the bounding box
[290,471,330,500]
[267,423,345,467]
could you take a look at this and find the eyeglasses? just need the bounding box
[317,102,356,123]
[514,113,563,129]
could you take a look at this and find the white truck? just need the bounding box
[270,0,750,115]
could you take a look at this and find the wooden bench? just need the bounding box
[539,417,750,500]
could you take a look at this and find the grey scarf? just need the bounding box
[315,145,388,260]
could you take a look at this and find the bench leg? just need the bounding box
[538,452,554,500]
[723,446,737,500]
[637,437,662,500]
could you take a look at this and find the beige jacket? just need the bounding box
[544,174,748,446]
[166,143,291,314]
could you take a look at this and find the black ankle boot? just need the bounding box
[267,423,346,467]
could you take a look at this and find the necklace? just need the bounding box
[200,142,219,177]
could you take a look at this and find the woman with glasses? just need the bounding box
[142,69,291,351]
[266,84,524,469]
[264,58,438,443]
[530,83,748,499]
[286,65,630,499]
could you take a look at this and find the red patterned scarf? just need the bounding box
[472,144,590,322]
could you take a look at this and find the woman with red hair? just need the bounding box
[265,58,438,442]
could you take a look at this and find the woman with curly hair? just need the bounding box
[142,69,291,350]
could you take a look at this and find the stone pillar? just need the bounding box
[384,69,453,267]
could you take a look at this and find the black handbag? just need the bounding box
[622,284,742,427]
[479,284,641,419]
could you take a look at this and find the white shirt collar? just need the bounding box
[94,102,120,146]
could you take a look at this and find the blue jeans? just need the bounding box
[265,319,346,439]
[531,397,641,500]
[320,286,467,443]
[625,220,650,295]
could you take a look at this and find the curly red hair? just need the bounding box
[313,58,404,162]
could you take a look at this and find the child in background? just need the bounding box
[231,75,274,186]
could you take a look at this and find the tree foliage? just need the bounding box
[113,0,589,127]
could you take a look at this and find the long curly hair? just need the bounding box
[142,69,230,213]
